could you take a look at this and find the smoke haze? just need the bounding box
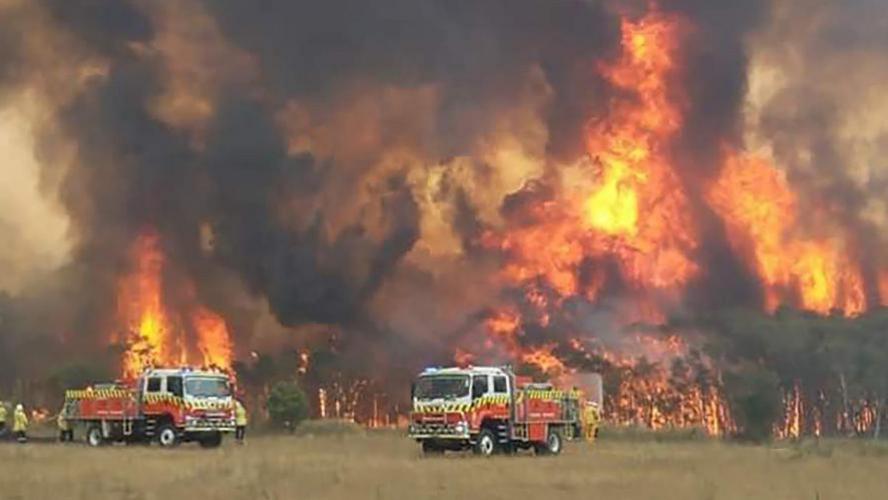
[0,0,885,430]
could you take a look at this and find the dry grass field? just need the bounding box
[1,425,887,500]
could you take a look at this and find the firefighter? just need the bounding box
[58,405,73,442]
[583,401,601,442]
[13,404,28,443]
[0,402,7,437]
[235,399,248,444]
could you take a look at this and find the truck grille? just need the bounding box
[409,421,466,437]
[186,417,235,431]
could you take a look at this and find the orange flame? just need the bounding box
[776,382,802,439]
[190,306,233,371]
[583,333,733,436]
[483,10,697,304]
[521,344,566,375]
[473,10,726,434]
[453,348,475,367]
[118,232,175,377]
[117,230,234,377]
[880,271,888,307]
[708,153,866,316]
[466,8,880,438]
[582,11,698,290]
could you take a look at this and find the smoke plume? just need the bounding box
[0,0,885,433]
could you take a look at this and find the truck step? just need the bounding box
[496,424,511,443]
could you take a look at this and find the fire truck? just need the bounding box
[408,366,585,456]
[64,367,236,448]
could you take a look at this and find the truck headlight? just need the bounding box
[454,422,466,434]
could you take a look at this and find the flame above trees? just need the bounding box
[477,11,718,432]
[117,231,233,378]
[708,153,866,316]
[68,3,885,435]
[471,8,886,437]
[485,12,698,301]
[582,13,698,291]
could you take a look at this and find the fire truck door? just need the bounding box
[470,375,489,429]
[492,374,513,437]
[144,376,163,416]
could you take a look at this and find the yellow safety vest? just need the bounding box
[235,401,248,426]
[584,405,601,440]
[0,405,7,423]
[58,412,69,431]
[13,408,28,432]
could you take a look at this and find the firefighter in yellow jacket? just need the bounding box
[13,404,28,443]
[58,405,73,442]
[583,401,601,442]
[235,399,248,444]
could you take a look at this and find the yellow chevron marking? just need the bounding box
[65,389,132,400]
[65,390,233,413]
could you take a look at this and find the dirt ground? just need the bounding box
[1,428,887,500]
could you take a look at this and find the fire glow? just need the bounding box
[117,231,233,378]
[468,8,886,437]
[708,154,866,316]
[60,2,886,437]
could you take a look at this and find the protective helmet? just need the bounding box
[15,404,23,411]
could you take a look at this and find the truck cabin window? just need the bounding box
[166,376,184,397]
[185,377,231,398]
[493,376,508,393]
[472,375,489,399]
[414,376,469,400]
[146,377,162,393]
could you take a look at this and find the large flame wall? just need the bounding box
[0,0,886,435]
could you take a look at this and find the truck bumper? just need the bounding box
[408,424,469,440]
[409,433,470,440]
[185,426,236,433]
[184,418,236,433]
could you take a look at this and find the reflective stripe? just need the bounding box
[472,394,510,407]
[65,390,232,411]
[144,394,183,405]
[185,399,234,411]
[413,395,511,414]
[523,389,582,400]
[413,402,472,414]
[65,389,132,400]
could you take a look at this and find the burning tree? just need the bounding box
[0,0,886,440]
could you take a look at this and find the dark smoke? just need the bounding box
[0,0,885,435]
[751,0,888,303]
[201,0,618,159]
[0,0,621,375]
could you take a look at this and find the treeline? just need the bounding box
[687,307,888,441]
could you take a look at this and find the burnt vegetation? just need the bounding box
[0,0,885,440]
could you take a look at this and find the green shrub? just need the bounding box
[723,367,782,443]
[266,380,309,431]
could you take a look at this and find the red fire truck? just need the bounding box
[64,367,236,448]
[408,366,585,455]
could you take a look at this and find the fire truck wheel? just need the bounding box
[420,440,444,455]
[157,424,180,448]
[473,429,497,457]
[199,432,223,448]
[86,425,105,447]
[535,429,563,456]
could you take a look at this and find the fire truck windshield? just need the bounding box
[414,375,469,400]
[184,377,231,398]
